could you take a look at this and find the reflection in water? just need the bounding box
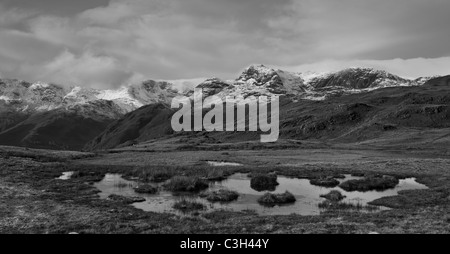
[94,173,428,216]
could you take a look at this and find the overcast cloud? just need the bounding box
[0,0,449,89]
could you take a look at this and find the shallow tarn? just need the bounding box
[207,161,243,167]
[57,171,74,180]
[93,173,428,216]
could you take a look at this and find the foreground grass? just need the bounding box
[1,149,450,234]
[318,201,380,212]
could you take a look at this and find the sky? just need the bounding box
[0,0,449,89]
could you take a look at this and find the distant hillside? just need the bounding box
[0,107,115,151]
[84,103,175,151]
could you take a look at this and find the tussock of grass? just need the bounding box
[257,191,296,206]
[339,175,399,192]
[310,177,340,188]
[164,176,209,192]
[333,174,346,179]
[250,173,279,192]
[173,199,206,212]
[71,171,105,183]
[200,189,239,202]
[150,172,174,183]
[133,184,158,194]
[107,194,145,204]
[320,190,346,202]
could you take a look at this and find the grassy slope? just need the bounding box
[84,103,175,151]
[0,110,113,151]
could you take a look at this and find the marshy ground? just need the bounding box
[1,142,450,234]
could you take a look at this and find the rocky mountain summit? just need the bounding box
[189,65,434,101]
[0,79,178,115]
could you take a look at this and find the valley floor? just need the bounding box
[0,142,449,234]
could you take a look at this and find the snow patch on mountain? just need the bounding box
[298,71,330,84]
[0,95,11,102]
[0,79,178,118]
[415,76,440,85]
[29,82,51,90]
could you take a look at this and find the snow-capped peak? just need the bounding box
[298,71,330,84]
[0,78,178,116]
[0,95,11,102]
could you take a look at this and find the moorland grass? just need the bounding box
[129,167,177,183]
[318,200,379,212]
[127,166,231,183]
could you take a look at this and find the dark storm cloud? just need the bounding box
[0,0,449,88]
[309,0,450,60]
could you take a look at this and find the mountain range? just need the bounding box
[0,79,177,149]
[0,65,448,150]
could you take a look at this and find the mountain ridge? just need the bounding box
[0,65,447,151]
[0,78,178,150]
[189,65,436,101]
